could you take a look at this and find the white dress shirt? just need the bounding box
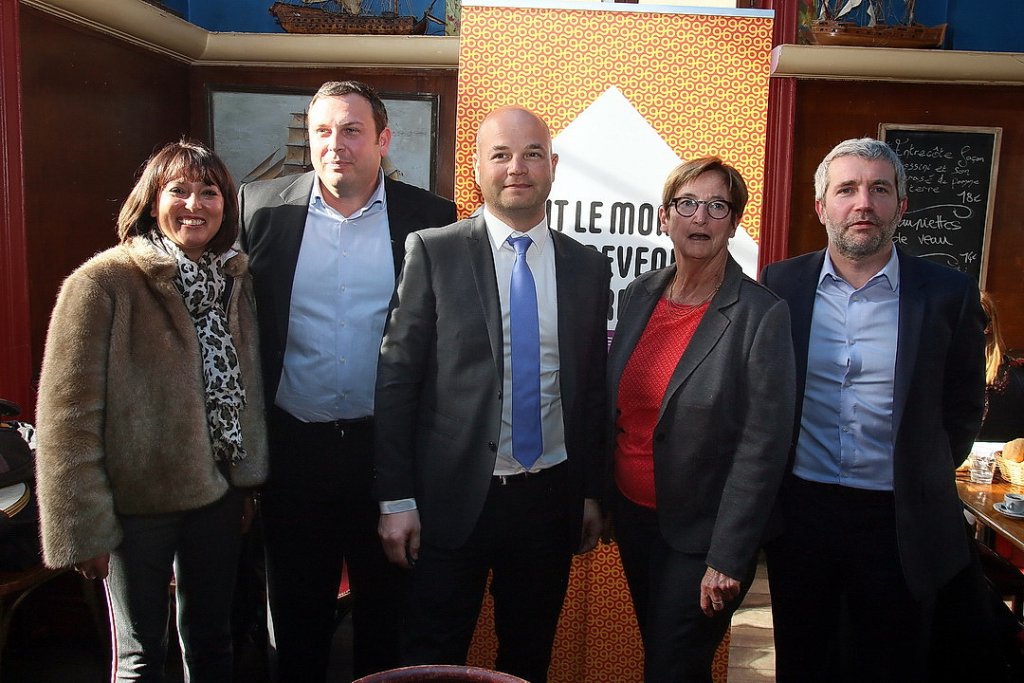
[483,207,568,476]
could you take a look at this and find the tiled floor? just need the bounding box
[728,561,776,682]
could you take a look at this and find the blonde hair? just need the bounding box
[981,291,1006,385]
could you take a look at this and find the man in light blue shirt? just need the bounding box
[761,138,985,682]
[239,81,456,681]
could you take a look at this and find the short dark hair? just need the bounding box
[662,156,749,222]
[308,80,389,136]
[116,140,239,255]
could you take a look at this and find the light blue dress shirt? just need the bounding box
[794,247,900,491]
[275,172,394,422]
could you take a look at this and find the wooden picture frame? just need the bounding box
[208,86,440,192]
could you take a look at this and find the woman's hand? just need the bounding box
[699,565,741,617]
[74,554,110,581]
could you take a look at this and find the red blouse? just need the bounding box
[614,298,709,509]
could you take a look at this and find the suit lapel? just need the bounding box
[893,249,925,440]
[609,266,672,403]
[789,250,826,399]
[384,177,412,276]
[273,172,316,348]
[552,231,585,414]
[465,216,504,381]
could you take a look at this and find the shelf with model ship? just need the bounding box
[773,0,1024,85]
[21,0,460,67]
[21,0,1024,82]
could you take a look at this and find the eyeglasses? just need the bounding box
[667,198,733,220]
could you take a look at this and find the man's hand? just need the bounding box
[379,509,421,569]
[699,565,741,617]
[577,498,603,554]
[74,554,111,581]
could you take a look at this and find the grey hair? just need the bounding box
[814,138,907,203]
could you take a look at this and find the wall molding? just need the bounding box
[22,0,461,67]
[771,44,1024,86]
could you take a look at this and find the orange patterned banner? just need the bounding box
[457,2,772,329]
[457,5,771,680]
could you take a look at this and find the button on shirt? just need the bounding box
[275,172,395,422]
[484,207,568,476]
[794,247,900,491]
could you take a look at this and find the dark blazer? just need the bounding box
[761,248,986,598]
[238,171,457,405]
[608,257,796,580]
[373,216,611,551]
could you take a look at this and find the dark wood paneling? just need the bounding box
[0,0,32,414]
[787,79,1024,348]
[189,66,458,200]
[20,6,191,380]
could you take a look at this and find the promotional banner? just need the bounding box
[457,4,773,681]
[456,0,773,331]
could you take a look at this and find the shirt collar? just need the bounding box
[309,169,387,219]
[819,245,900,292]
[482,206,551,255]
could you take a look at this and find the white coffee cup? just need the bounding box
[1003,493,1024,514]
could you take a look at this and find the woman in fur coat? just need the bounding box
[35,140,268,681]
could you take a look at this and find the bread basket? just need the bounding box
[998,456,1024,486]
[999,438,1024,485]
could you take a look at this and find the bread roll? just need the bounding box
[1003,438,1024,463]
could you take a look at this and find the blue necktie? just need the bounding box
[507,235,543,469]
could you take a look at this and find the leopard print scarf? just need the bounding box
[150,234,247,464]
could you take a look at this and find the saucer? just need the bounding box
[993,502,1024,519]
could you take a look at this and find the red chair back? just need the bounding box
[352,664,528,682]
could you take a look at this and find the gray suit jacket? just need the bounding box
[374,215,611,550]
[238,171,456,405]
[609,257,796,580]
[761,248,986,598]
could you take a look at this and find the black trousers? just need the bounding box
[261,407,407,681]
[614,491,753,683]
[401,463,573,683]
[765,475,934,683]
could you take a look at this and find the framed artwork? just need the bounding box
[208,86,439,191]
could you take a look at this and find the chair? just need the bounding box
[977,540,1024,620]
[352,664,528,682]
[0,566,65,652]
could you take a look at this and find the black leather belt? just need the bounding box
[493,461,566,486]
[321,416,373,437]
[272,406,373,438]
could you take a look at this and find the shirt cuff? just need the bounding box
[379,498,417,514]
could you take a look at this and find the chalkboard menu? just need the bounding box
[879,124,1001,286]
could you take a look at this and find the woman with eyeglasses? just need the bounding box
[607,157,796,682]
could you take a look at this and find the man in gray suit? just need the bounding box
[373,107,611,683]
[238,80,456,681]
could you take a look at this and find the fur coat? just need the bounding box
[35,237,269,569]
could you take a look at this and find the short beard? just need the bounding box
[826,216,898,261]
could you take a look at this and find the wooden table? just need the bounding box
[956,471,1024,552]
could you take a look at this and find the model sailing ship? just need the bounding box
[809,0,946,49]
[270,0,443,35]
